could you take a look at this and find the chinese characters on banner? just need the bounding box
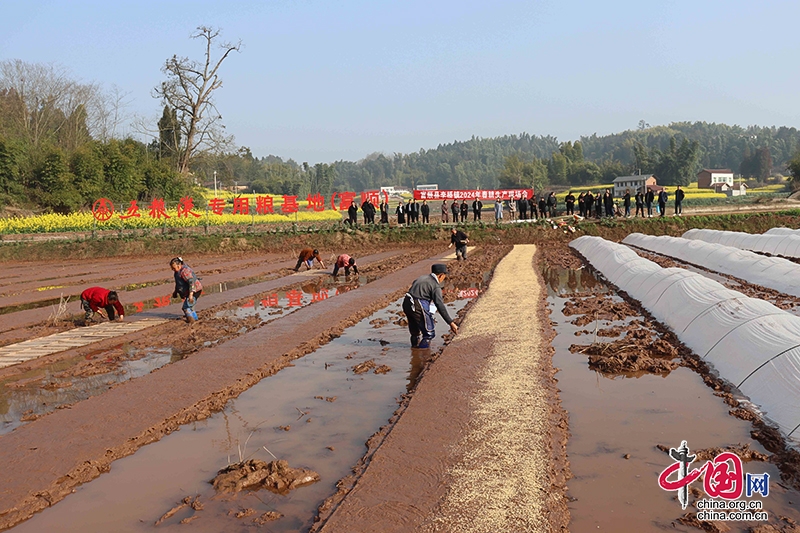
[92,190,530,221]
[92,191,392,222]
[413,189,534,201]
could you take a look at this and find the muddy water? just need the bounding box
[214,275,370,321]
[11,297,470,533]
[0,277,373,435]
[0,347,177,435]
[0,268,294,317]
[546,265,800,532]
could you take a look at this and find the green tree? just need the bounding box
[568,160,601,186]
[499,154,526,187]
[499,154,547,191]
[0,135,22,196]
[70,143,105,201]
[548,153,568,184]
[157,105,181,161]
[739,147,773,180]
[37,149,82,213]
[788,152,800,190]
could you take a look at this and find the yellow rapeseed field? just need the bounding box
[0,209,342,234]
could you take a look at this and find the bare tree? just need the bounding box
[96,85,132,141]
[0,59,109,149]
[153,26,241,175]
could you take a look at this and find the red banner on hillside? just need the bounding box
[413,189,533,201]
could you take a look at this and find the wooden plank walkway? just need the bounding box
[0,318,168,368]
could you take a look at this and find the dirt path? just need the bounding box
[316,244,569,533]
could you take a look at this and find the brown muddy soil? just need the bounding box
[0,243,504,527]
[0,248,429,387]
[211,459,320,495]
[750,519,800,533]
[562,293,639,326]
[569,317,681,376]
[539,242,583,269]
[546,240,800,533]
[313,245,571,533]
[0,246,471,530]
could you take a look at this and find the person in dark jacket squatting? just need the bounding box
[403,264,459,348]
[449,227,469,260]
[294,248,326,271]
[332,254,358,277]
[80,286,124,324]
[170,257,203,323]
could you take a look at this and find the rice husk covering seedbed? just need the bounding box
[314,244,570,533]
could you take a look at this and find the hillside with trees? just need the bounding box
[197,122,799,196]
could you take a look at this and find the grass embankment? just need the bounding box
[3,210,800,262]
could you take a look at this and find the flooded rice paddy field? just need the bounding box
[0,275,370,434]
[544,260,800,533]
[5,239,800,533]
[10,297,470,533]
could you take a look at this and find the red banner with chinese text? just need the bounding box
[412,189,533,201]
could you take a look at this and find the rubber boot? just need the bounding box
[190,310,198,322]
[410,336,419,348]
[184,309,195,324]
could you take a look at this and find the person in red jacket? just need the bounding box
[332,254,358,277]
[80,287,124,323]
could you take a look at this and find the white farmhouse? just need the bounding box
[697,169,734,189]
[612,174,657,197]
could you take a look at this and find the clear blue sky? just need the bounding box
[2,0,798,163]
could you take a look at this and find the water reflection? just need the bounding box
[0,347,175,435]
[542,264,609,297]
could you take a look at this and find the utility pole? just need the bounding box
[213,170,218,197]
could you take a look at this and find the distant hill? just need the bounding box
[324,122,800,192]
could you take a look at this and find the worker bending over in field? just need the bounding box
[448,228,469,261]
[332,254,359,277]
[294,248,326,271]
[403,264,458,349]
[170,257,202,323]
[449,227,469,260]
[80,287,124,324]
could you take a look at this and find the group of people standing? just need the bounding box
[395,198,431,224]
[492,193,558,222]
[347,198,384,225]
[439,199,485,223]
[348,186,687,226]
[574,186,684,219]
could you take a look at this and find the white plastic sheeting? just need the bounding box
[683,228,800,259]
[570,235,800,440]
[622,232,800,298]
[765,227,800,236]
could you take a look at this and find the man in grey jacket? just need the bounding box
[402,264,459,348]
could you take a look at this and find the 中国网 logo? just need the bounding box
[657,440,770,522]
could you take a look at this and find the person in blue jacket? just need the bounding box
[402,264,459,348]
